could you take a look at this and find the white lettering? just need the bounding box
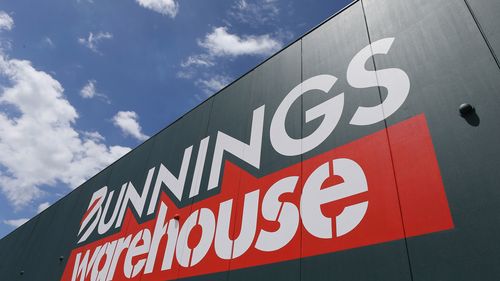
[300,158,368,238]
[208,106,265,190]
[124,230,151,278]
[256,176,299,252]
[116,167,156,228]
[147,148,192,215]
[214,190,259,259]
[347,37,410,125]
[270,75,344,156]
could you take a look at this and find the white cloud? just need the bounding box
[178,5,284,102]
[3,218,28,228]
[181,54,214,68]
[80,80,110,103]
[180,27,280,98]
[78,32,113,54]
[112,111,149,141]
[37,201,50,213]
[0,53,130,208]
[0,11,14,31]
[135,0,179,18]
[229,0,280,26]
[198,27,282,57]
[196,75,232,96]
[80,80,97,98]
[82,131,105,142]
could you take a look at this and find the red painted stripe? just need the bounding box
[80,196,102,226]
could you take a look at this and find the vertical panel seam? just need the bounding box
[137,131,165,281]
[359,1,415,280]
[463,0,500,71]
[299,37,303,281]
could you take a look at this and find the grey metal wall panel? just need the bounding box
[225,41,302,281]
[99,138,157,281]
[31,170,112,280]
[300,2,411,280]
[146,99,213,206]
[3,216,39,281]
[245,41,302,173]
[362,0,500,279]
[465,0,500,64]
[140,99,212,281]
[0,227,20,278]
[302,1,384,154]
[301,241,410,281]
[105,135,156,223]
[0,226,10,271]
[14,200,61,280]
[204,66,262,281]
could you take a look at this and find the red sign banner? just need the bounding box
[61,114,453,281]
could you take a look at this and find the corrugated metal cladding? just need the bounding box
[1,0,499,280]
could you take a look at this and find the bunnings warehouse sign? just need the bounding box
[61,38,453,281]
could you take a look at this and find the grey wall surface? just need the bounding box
[363,0,500,279]
[1,0,499,280]
[466,0,500,63]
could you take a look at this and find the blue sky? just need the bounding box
[0,0,352,238]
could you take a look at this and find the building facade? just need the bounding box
[1,0,500,280]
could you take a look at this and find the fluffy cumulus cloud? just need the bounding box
[177,2,285,100]
[78,32,113,53]
[178,27,282,92]
[135,0,179,18]
[112,111,149,141]
[196,75,232,96]
[0,53,130,208]
[199,27,282,57]
[3,218,28,228]
[0,11,14,31]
